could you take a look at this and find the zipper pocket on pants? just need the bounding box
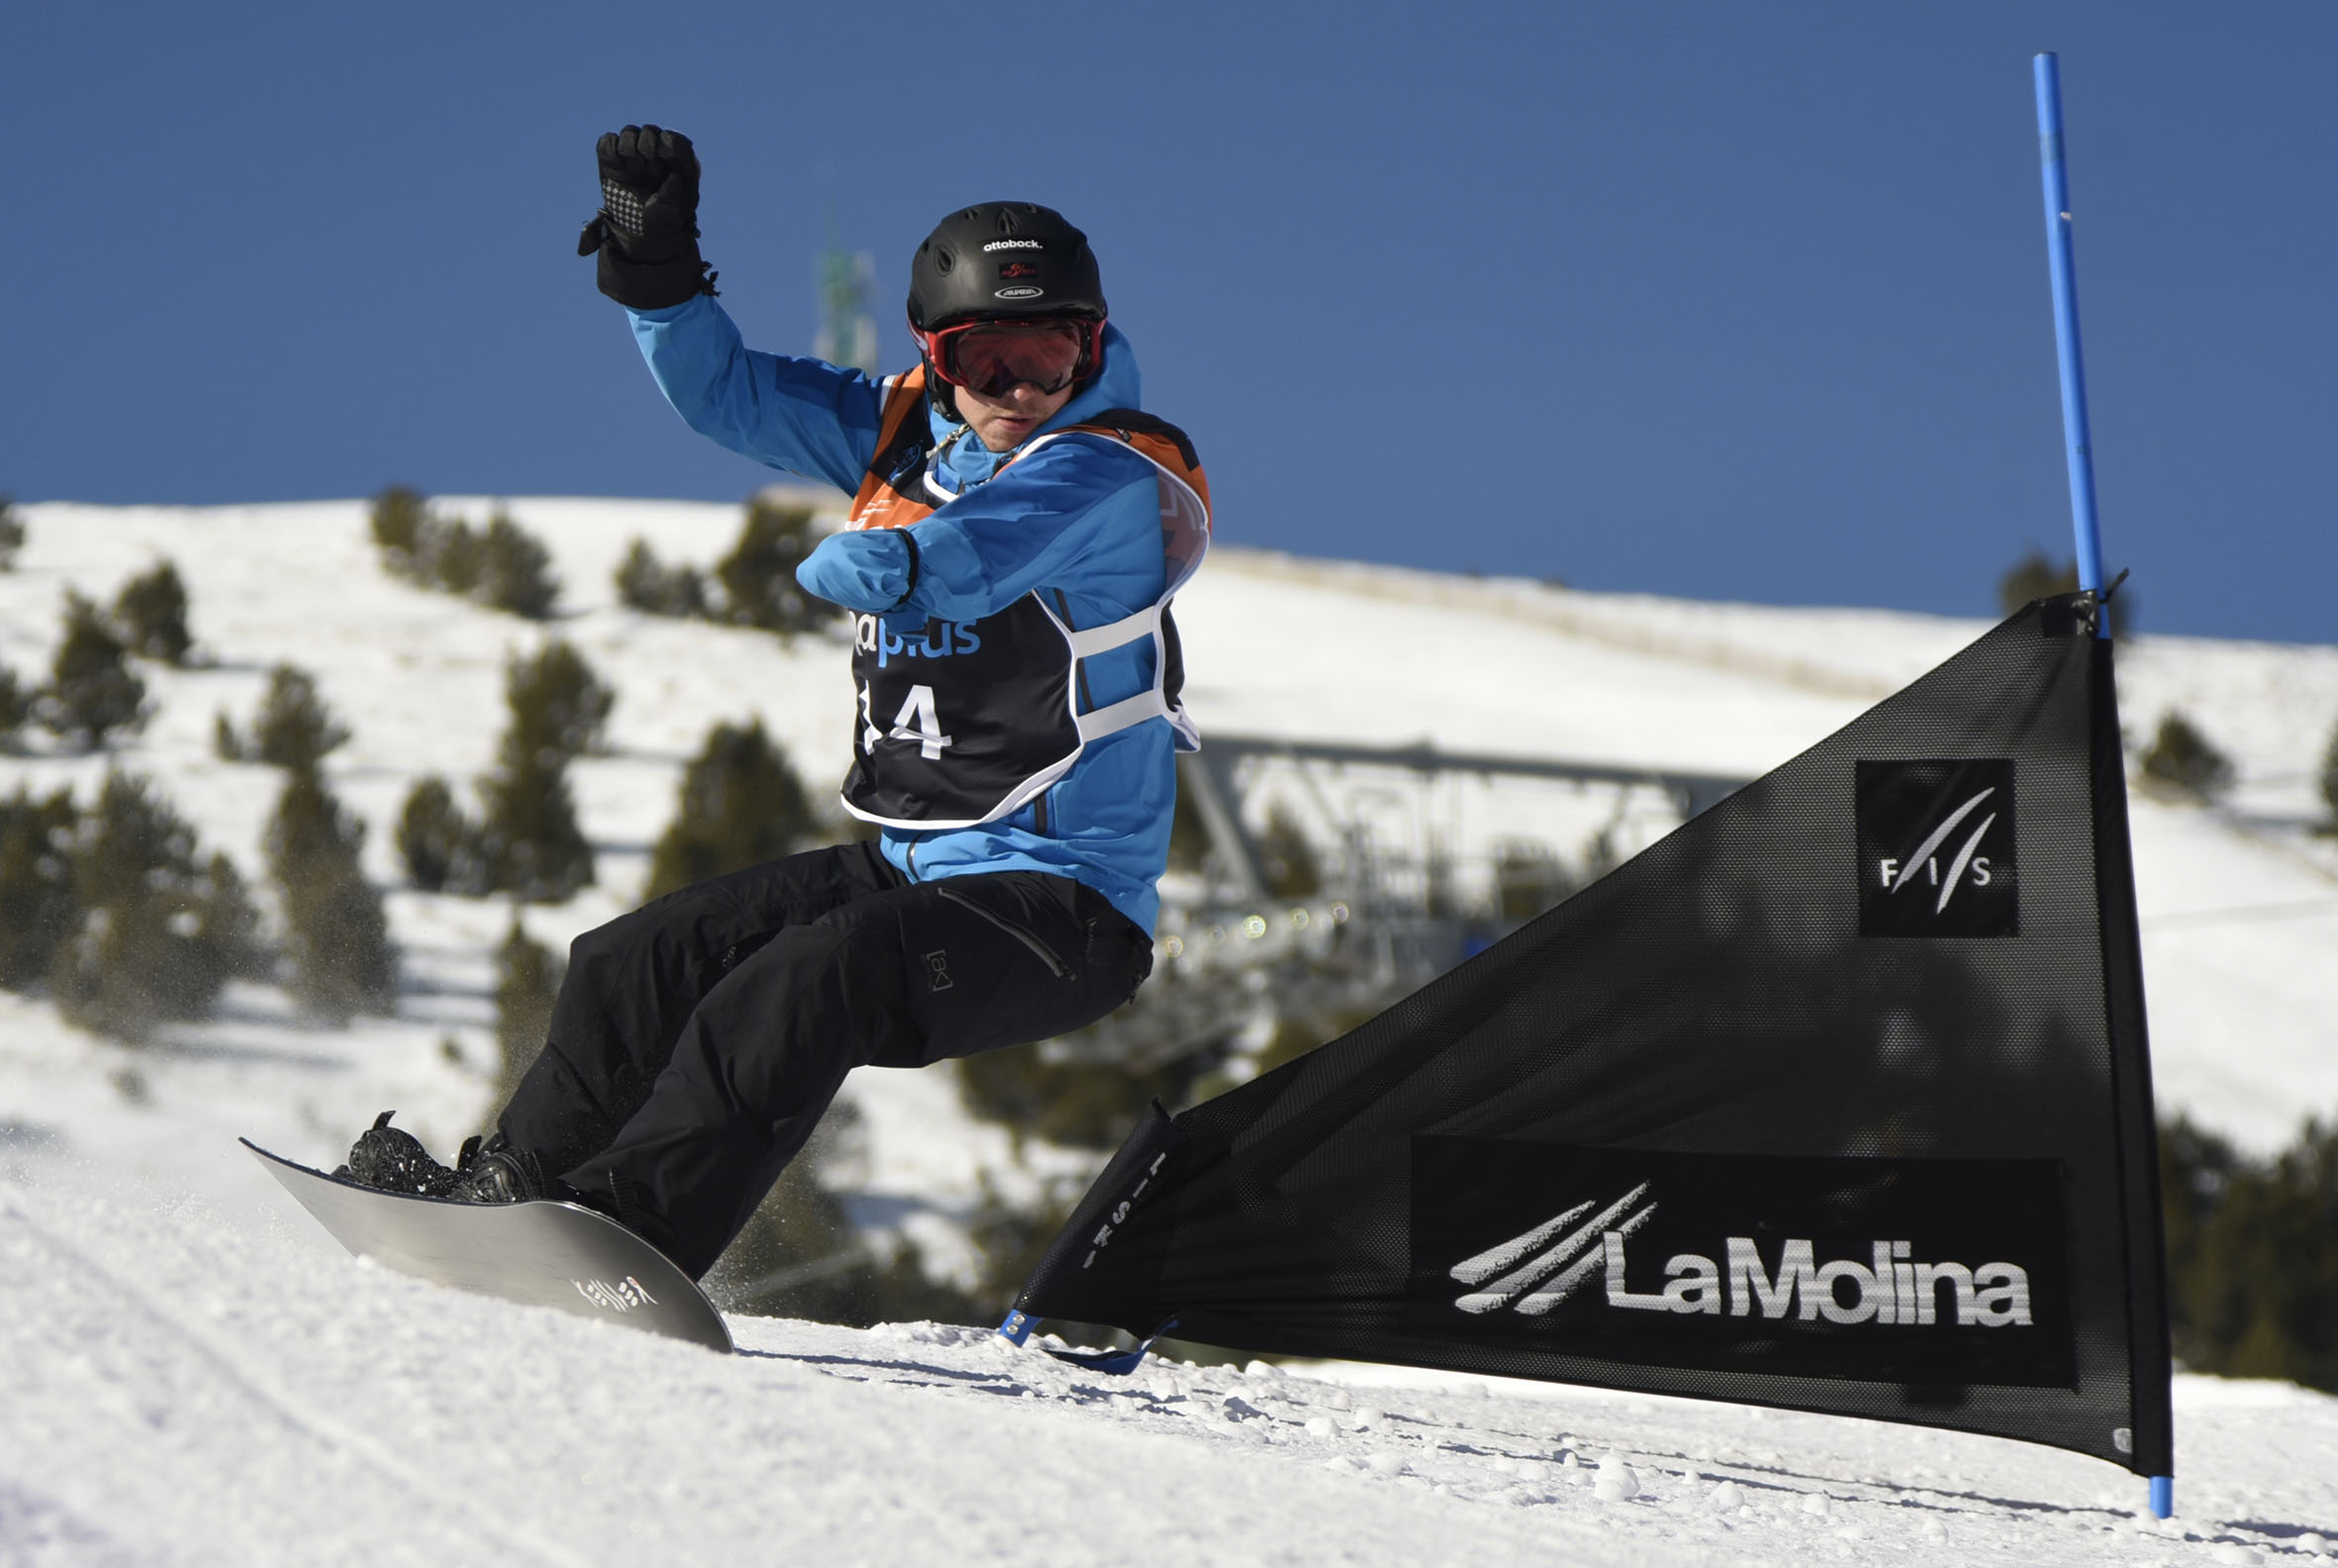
[934,883,1073,980]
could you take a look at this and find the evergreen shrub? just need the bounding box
[615,539,709,619]
[433,516,486,598]
[717,498,833,636]
[643,719,819,901]
[0,496,24,569]
[0,663,32,745]
[479,510,560,619]
[2141,710,2236,801]
[392,642,612,903]
[218,663,351,772]
[477,753,594,903]
[264,766,396,1024]
[369,488,561,620]
[2162,1115,2338,1391]
[49,771,261,1042]
[489,918,563,1114]
[465,642,611,903]
[40,591,148,748]
[2318,720,2338,833]
[396,775,486,894]
[112,559,195,665]
[503,640,614,766]
[369,486,429,567]
[0,786,79,988]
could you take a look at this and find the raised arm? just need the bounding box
[629,297,888,494]
[579,125,888,493]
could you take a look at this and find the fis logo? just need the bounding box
[1450,1186,2033,1328]
[1857,759,2018,937]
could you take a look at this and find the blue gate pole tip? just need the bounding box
[997,1309,1034,1347]
[2149,1476,2174,1519]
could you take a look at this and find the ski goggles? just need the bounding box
[919,317,1102,398]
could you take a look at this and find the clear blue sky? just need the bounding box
[7,1,2331,643]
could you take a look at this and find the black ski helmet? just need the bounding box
[906,202,1108,333]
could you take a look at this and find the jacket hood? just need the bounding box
[925,325,1141,491]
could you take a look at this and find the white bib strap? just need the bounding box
[1064,604,1161,659]
[1074,689,1170,742]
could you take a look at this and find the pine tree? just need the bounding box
[369,485,430,573]
[1997,547,2073,617]
[0,662,32,747]
[431,516,486,598]
[199,850,270,984]
[2318,719,2338,833]
[477,753,595,904]
[0,786,79,989]
[219,663,352,773]
[111,559,195,665]
[0,495,25,570]
[478,509,560,619]
[396,775,486,893]
[2161,1115,2338,1391]
[264,766,396,1024]
[716,498,833,636]
[40,591,148,748]
[49,772,258,1042]
[503,640,615,765]
[615,538,709,618]
[489,918,564,1114]
[2141,710,2236,801]
[644,719,821,900]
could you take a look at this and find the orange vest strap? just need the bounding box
[850,366,938,531]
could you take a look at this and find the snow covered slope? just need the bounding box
[2,500,2335,1563]
[4,1170,2331,1566]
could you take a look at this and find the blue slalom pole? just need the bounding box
[2033,52,2109,637]
[2038,56,2170,1525]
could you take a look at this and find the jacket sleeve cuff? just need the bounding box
[797,530,916,614]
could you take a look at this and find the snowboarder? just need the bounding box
[342,126,1210,1281]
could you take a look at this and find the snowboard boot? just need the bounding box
[449,1132,547,1205]
[338,1111,461,1197]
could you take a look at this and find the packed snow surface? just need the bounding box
[3,499,2336,1563]
[5,1172,2335,1566]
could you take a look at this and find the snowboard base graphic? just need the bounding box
[244,1140,732,1353]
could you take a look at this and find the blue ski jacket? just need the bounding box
[626,295,1186,932]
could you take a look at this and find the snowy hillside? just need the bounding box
[3,498,2336,1563]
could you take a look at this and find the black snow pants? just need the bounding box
[496,841,1153,1278]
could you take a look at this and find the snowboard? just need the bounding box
[244,1140,732,1353]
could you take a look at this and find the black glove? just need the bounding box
[578,125,717,310]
